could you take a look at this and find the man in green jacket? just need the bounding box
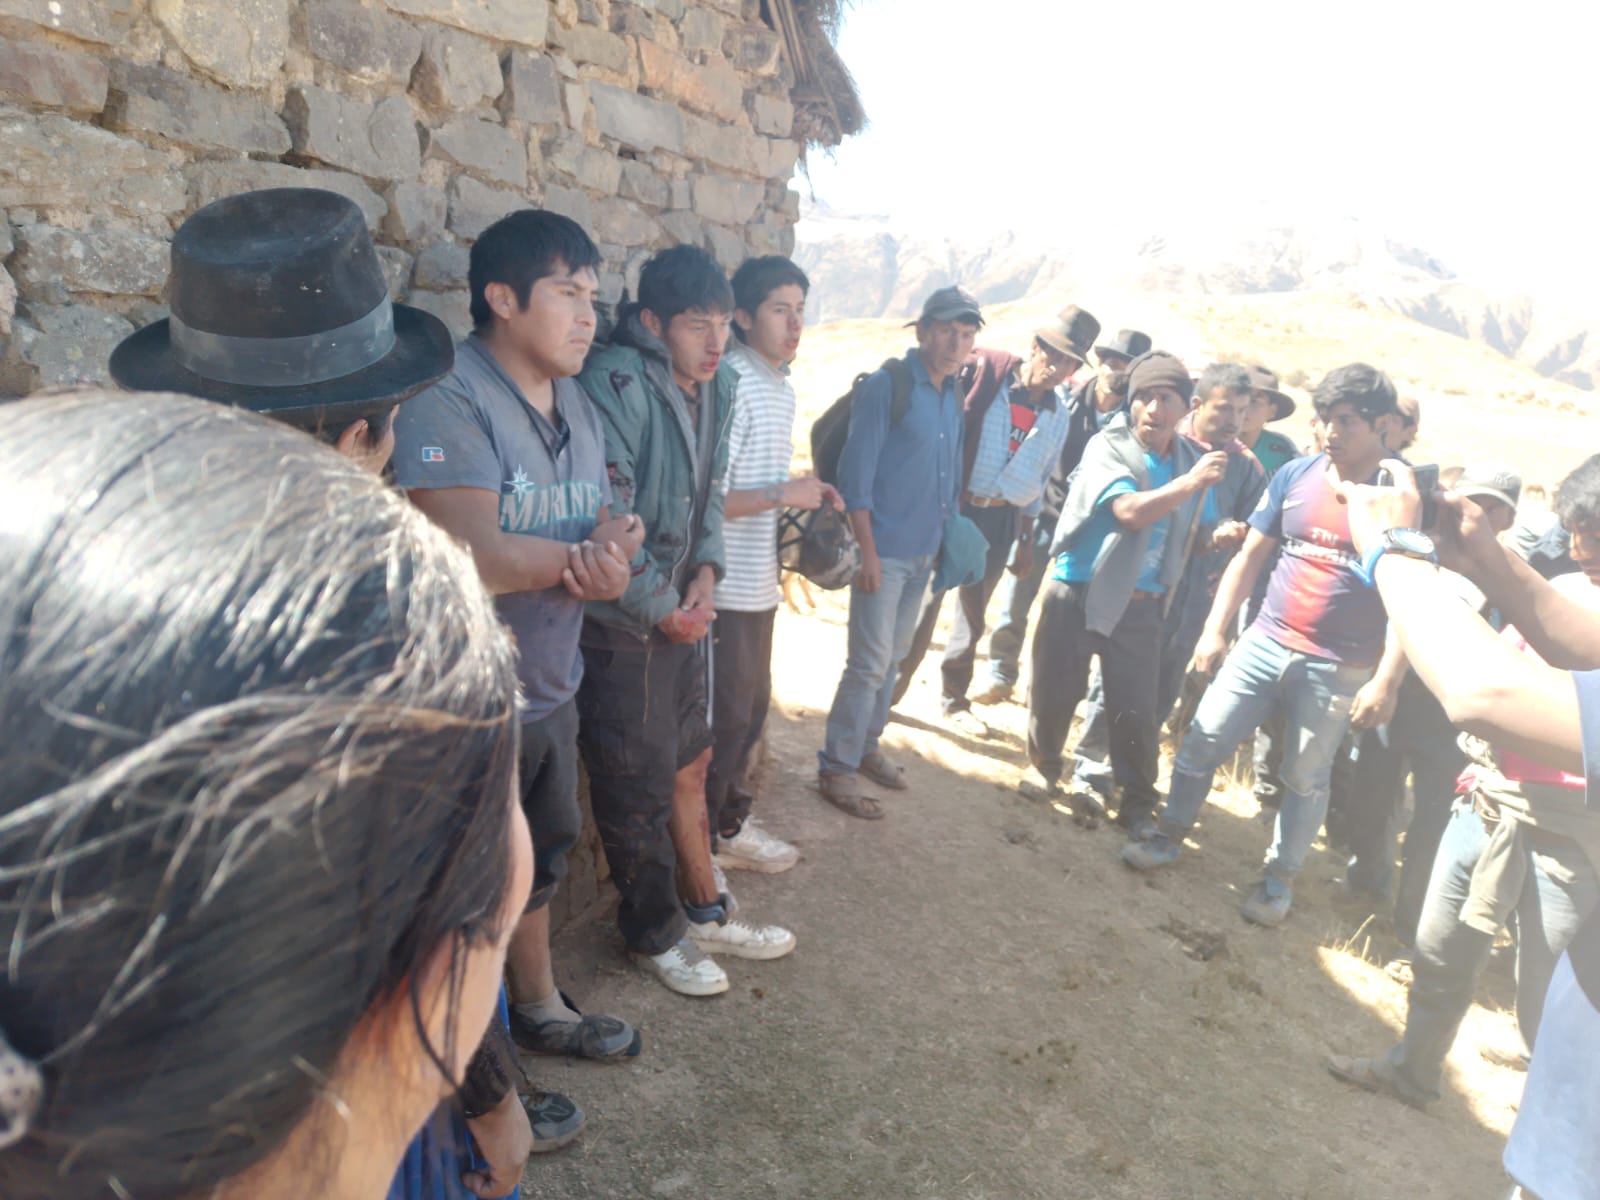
[577,245,795,998]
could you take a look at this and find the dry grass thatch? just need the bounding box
[765,0,866,147]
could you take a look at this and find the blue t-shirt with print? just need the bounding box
[1052,449,1211,590]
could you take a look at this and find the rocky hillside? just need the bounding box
[794,205,1600,391]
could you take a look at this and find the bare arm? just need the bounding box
[725,476,834,519]
[1372,556,1582,772]
[1204,528,1277,638]
[407,486,574,595]
[848,507,883,593]
[1109,450,1229,530]
[1337,461,1586,770]
[1470,537,1600,670]
[1350,625,1409,730]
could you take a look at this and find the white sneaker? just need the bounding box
[715,819,800,874]
[688,915,797,960]
[633,937,729,997]
[710,861,741,914]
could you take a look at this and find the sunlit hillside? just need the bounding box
[787,290,1595,489]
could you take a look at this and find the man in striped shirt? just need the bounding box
[710,257,840,872]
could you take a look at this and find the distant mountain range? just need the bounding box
[793,205,1600,391]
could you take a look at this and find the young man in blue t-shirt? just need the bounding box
[1122,363,1408,926]
[1020,351,1227,831]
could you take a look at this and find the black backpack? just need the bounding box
[810,357,913,487]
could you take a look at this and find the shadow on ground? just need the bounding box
[535,595,1519,1199]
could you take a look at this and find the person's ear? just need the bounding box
[733,308,755,335]
[640,308,667,342]
[484,282,518,323]
[334,419,369,462]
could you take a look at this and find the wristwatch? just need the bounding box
[1356,527,1437,586]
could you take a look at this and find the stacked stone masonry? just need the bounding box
[0,0,802,921]
[0,0,806,394]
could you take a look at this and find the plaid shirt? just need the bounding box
[964,379,1073,518]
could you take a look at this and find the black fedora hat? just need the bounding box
[1034,304,1100,364]
[1093,329,1153,363]
[111,188,454,429]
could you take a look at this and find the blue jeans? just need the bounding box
[984,519,1053,689]
[1385,799,1600,1102]
[1160,628,1371,880]
[819,554,935,776]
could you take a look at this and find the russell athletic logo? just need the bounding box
[421,446,445,462]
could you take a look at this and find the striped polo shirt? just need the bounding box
[720,341,798,612]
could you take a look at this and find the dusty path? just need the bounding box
[535,594,1523,1199]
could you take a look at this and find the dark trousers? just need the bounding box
[1340,677,1468,946]
[519,699,583,913]
[706,607,776,841]
[1074,568,1213,799]
[1027,579,1164,826]
[576,624,711,956]
[892,501,1016,711]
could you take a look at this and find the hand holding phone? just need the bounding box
[1376,463,1439,529]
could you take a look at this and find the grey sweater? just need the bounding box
[1048,415,1206,635]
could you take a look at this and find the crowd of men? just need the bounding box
[94,187,1596,1190]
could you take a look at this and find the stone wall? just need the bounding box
[0,0,806,393]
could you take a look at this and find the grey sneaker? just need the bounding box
[524,1089,587,1153]
[1240,878,1293,926]
[1120,831,1181,871]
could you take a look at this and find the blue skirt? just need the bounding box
[386,990,518,1200]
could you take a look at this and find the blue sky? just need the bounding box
[800,0,1600,299]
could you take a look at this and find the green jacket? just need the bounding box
[577,307,736,637]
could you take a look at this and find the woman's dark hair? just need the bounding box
[1555,453,1600,533]
[1311,362,1399,424]
[638,244,734,327]
[469,208,602,329]
[0,392,521,1199]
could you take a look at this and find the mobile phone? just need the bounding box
[1375,463,1439,528]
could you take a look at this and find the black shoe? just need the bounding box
[524,1089,586,1153]
[508,991,642,1060]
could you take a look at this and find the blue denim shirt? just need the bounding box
[837,349,963,560]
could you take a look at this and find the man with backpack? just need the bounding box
[889,306,1101,735]
[815,286,978,819]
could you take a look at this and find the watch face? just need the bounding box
[1388,528,1436,557]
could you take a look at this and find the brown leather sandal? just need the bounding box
[818,772,885,820]
[858,750,908,791]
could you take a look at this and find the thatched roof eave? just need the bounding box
[765,0,866,149]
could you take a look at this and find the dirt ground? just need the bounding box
[535,588,1526,1199]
